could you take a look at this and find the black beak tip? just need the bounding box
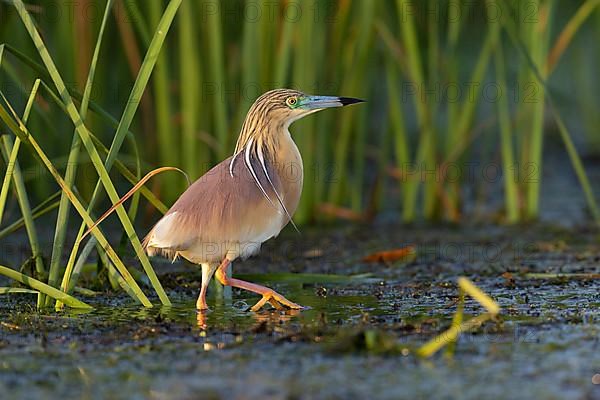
[339,97,366,106]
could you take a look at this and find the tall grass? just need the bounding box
[0,1,598,307]
[0,78,45,307]
[0,0,182,307]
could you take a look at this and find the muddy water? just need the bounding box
[1,224,599,399]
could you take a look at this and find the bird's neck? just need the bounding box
[231,121,303,216]
[233,119,289,160]
[271,126,301,166]
[232,121,302,185]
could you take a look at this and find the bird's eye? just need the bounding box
[286,97,298,107]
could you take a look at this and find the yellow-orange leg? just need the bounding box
[215,259,303,312]
[196,263,218,310]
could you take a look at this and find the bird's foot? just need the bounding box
[196,297,209,311]
[250,290,304,312]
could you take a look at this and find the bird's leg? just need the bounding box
[215,258,303,312]
[196,263,218,310]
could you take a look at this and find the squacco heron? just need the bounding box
[143,89,363,311]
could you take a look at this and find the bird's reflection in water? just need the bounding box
[195,307,302,331]
[196,310,208,330]
[252,308,302,324]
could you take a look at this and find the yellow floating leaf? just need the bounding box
[417,313,492,358]
[417,277,501,358]
[457,277,500,315]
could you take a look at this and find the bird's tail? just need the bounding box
[142,226,179,262]
[141,229,154,254]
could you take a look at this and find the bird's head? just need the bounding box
[248,88,364,128]
[234,88,364,155]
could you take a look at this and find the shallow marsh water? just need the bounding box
[1,224,599,399]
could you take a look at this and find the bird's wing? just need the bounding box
[143,155,287,257]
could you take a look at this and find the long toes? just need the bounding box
[268,298,285,310]
[250,296,269,312]
[250,292,305,312]
[272,295,303,310]
[284,302,304,310]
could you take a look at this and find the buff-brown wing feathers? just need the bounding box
[143,154,289,262]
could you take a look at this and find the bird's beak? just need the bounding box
[301,95,365,110]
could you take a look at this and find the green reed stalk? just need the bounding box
[240,0,261,120]
[45,0,183,306]
[422,0,440,219]
[0,122,39,253]
[524,0,550,220]
[395,0,433,222]
[148,0,177,199]
[66,238,97,293]
[498,0,599,224]
[0,137,45,305]
[5,74,170,218]
[5,0,176,305]
[204,0,229,160]
[327,1,375,215]
[292,0,318,223]
[351,109,369,213]
[123,0,151,46]
[350,2,376,213]
[385,58,410,206]
[0,191,60,240]
[25,78,169,214]
[451,22,500,145]
[547,0,600,74]
[258,0,275,88]
[0,46,11,224]
[0,100,151,306]
[0,287,38,295]
[0,81,45,307]
[445,0,462,156]
[494,43,520,223]
[88,131,168,213]
[44,0,114,307]
[313,1,349,216]
[123,132,142,229]
[179,0,203,180]
[274,8,295,86]
[552,107,600,222]
[0,265,91,309]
